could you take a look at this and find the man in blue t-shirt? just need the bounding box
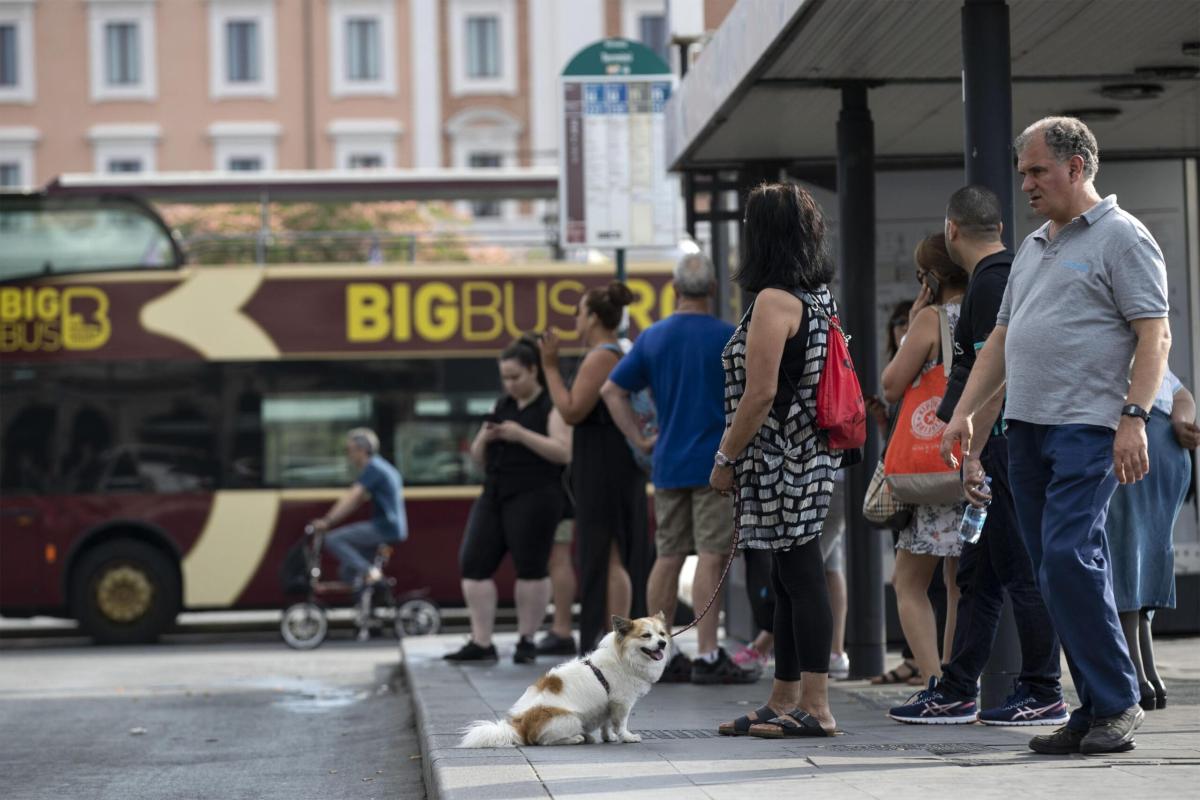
[601,252,757,685]
[312,428,408,592]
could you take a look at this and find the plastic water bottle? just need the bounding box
[959,477,992,545]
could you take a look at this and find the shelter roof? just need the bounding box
[667,0,1200,169]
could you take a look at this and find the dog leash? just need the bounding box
[670,494,742,638]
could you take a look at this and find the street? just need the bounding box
[0,633,425,800]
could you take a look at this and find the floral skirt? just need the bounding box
[896,501,964,558]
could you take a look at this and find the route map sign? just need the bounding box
[559,39,678,249]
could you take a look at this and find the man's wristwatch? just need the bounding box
[714,450,734,468]
[1121,404,1151,424]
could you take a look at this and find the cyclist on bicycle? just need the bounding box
[310,428,408,592]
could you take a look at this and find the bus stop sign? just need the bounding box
[559,39,677,250]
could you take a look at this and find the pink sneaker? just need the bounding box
[732,644,770,670]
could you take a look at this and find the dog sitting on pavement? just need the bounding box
[459,613,671,747]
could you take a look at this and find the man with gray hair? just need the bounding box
[312,427,409,593]
[943,117,1171,754]
[601,252,758,685]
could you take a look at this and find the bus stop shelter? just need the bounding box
[665,0,1200,693]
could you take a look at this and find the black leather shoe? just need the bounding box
[1079,705,1143,754]
[1153,681,1167,709]
[659,653,693,683]
[443,640,498,662]
[513,636,537,664]
[1029,725,1090,755]
[535,631,578,656]
[691,648,761,685]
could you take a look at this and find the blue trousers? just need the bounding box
[1006,421,1139,726]
[325,521,390,588]
[941,436,1063,703]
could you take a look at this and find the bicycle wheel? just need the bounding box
[395,598,440,637]
[281,602,328,650]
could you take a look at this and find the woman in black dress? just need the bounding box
[541,283,651,653]
[444,336,572,665]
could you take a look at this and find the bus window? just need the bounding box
[0,195,183,282]
[0,402,59,494]
[393,389,494,486]
[262,394,373,487]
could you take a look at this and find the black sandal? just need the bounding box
[718,705,778,736]
[870,660,919,685]
[751,710,834,738]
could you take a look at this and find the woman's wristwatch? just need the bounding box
[714,450,734,468]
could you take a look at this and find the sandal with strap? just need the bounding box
[718,705,778,737]
[870,659,919,685]
[750,710,835,738]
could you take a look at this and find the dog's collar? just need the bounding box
[582,659,610,695]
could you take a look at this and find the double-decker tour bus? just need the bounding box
[0,191,675,643]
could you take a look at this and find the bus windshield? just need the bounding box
[0,195,183,282]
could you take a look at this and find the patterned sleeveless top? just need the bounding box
[722,287,843,551]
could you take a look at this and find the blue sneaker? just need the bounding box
[978,682,1069,726]
[888,677,978,724]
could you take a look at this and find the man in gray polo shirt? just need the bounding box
[942,117,1171,755]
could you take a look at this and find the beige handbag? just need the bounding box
[863,459,914,529]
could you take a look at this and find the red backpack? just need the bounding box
[805,296,867,450]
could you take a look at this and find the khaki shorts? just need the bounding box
[553,518,575,545]
[654,486,733,556]
[820,480,847,570]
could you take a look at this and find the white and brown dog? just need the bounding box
[459,613,671,747]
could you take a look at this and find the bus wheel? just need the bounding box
[396,598,440,638]
[70,540,180,644]
[281,603,327,650]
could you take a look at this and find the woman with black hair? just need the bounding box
[712,182,841,738]
[540,282,651,654]
[444,335,572,665]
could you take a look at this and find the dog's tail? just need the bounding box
[459,718,522,748]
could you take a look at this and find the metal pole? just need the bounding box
[963,0,1022,709]
[615,247,626,283]
[256,190,270,265]
[963,0,1015,248]
[838,82,885,680]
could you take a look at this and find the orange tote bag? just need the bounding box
[882,307,964,506]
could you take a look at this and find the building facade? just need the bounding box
[0,0,735,221]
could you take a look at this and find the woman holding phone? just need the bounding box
[444,335,572,665]
[879,233,968,685]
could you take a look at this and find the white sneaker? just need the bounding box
[829,652,850,680]
[365,566,383,585]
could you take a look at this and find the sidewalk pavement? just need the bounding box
[402,631,1200,800]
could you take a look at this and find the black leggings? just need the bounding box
[771,537,833,680]
[459,483,563,580]
[744,549,776,633]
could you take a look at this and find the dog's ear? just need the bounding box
[654,610,667,625]
[611,615,633,638]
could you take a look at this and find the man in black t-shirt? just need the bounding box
[888,186,1066,726]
